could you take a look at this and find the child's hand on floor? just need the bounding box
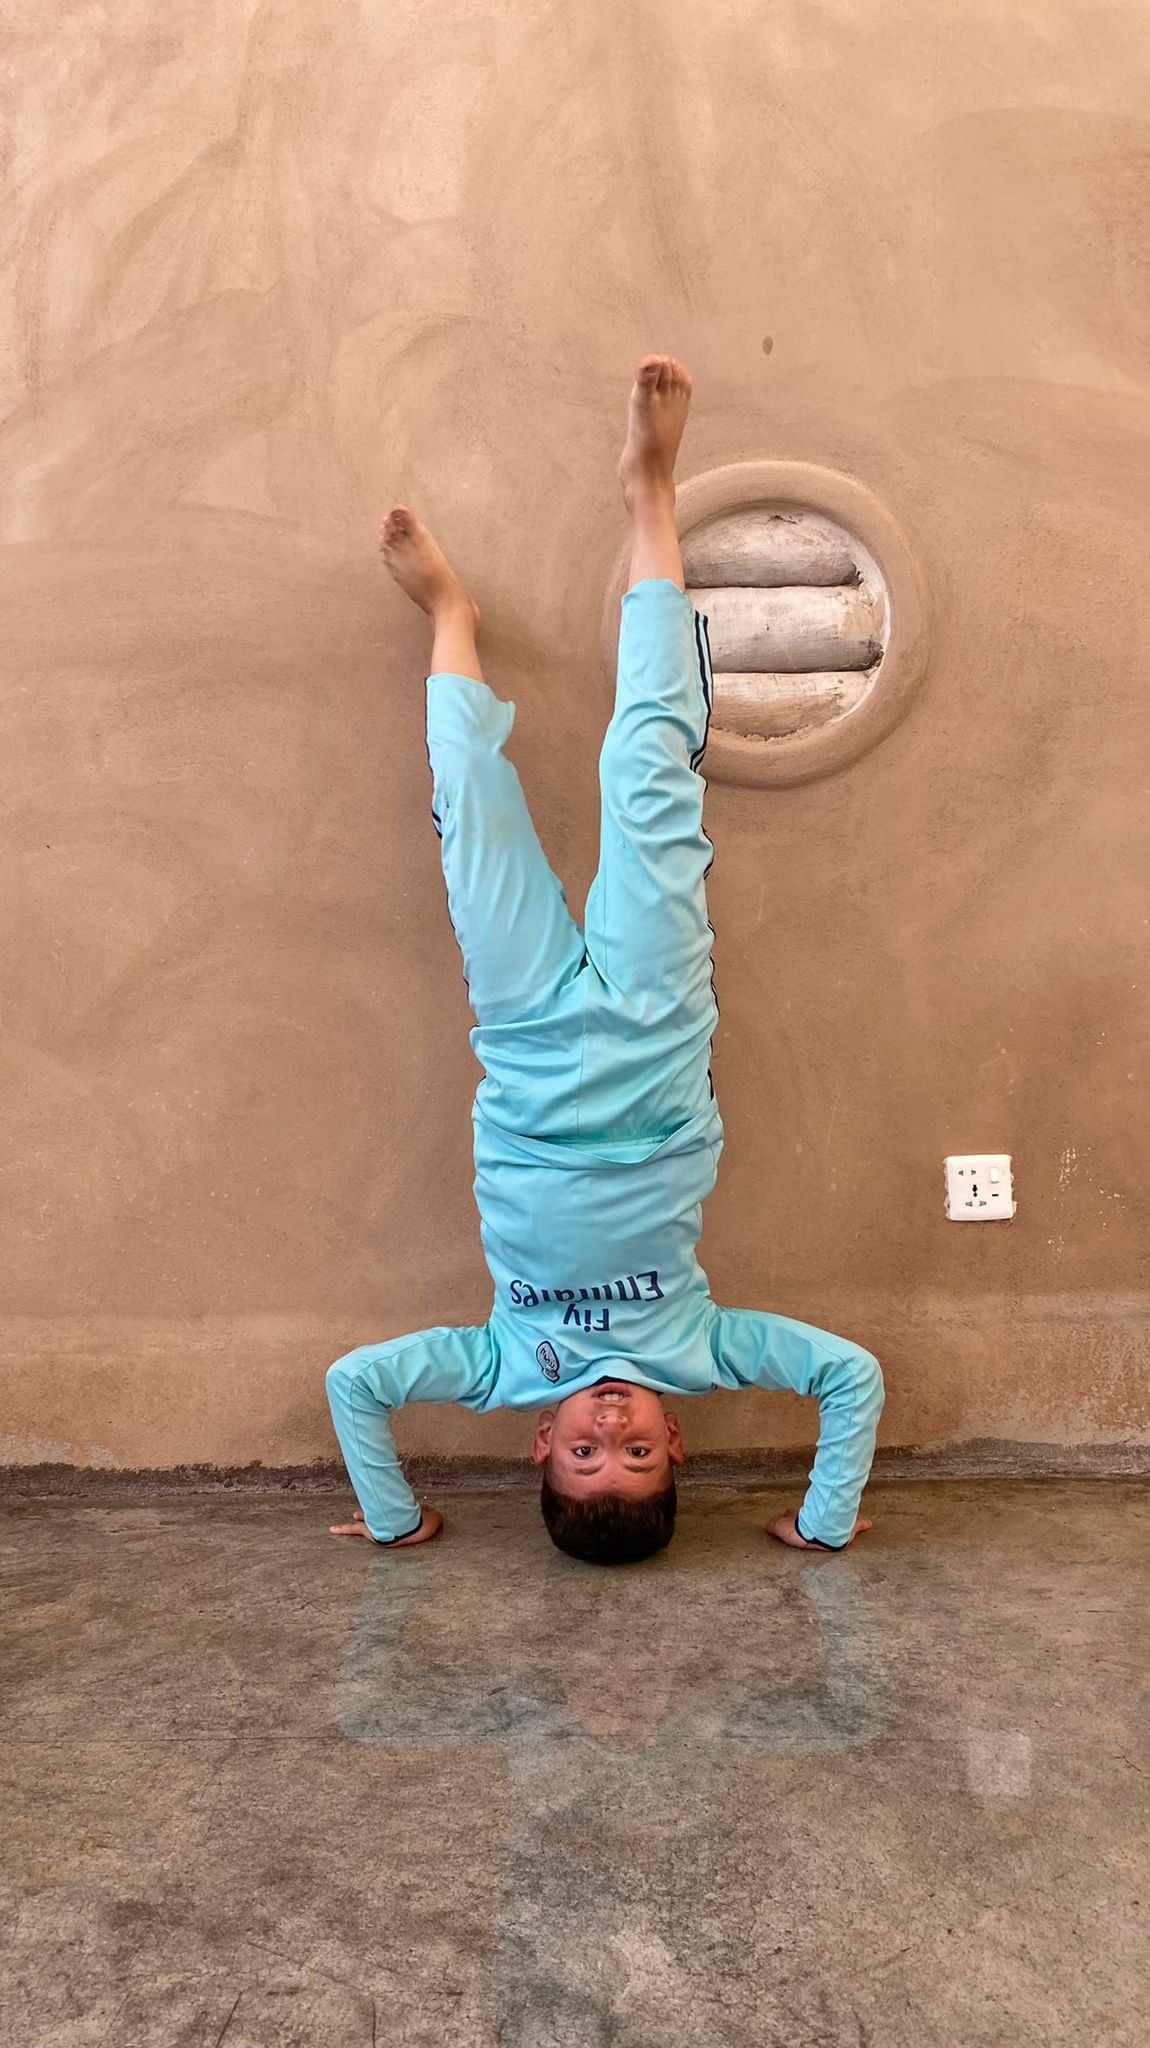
[766,1509,872,1551]
[329,1507,444,1547]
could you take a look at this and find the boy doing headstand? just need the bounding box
[326,358,882,1565]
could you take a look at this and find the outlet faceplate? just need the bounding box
[945,1154,1016,1222]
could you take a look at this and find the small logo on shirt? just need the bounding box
[536,1341,561,1383]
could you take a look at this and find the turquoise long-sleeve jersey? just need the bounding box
[327,1093,883,1551]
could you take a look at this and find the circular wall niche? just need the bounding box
[602,461,929,787]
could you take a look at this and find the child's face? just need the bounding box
[531,1378,684,1498]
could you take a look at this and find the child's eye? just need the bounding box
[570,1443,650,1459]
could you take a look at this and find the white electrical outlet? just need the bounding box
[945,1154,1016,1222]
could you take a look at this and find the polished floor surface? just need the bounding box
[2,1480,1147,2046]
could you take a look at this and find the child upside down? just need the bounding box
[326,357,882,1566]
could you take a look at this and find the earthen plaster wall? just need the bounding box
[3,0,1149,1471]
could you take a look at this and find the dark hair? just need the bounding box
[540,1469,677,1565]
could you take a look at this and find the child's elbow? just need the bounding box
[326,1346,378,1405]
[854,1346,885,1419]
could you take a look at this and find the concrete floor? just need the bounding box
[1,1481,1147,2048]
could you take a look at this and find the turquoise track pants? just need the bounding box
[426,577,719,1142]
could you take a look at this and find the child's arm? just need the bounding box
[708,1308,883,1549]
[325,1324,496,1545]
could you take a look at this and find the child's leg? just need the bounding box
[584,361,716,1016]
[381,508,585,1021]
[429,678,586,1020]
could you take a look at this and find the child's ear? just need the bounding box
[664,1413,686,1467]
[531,1413,555,1465]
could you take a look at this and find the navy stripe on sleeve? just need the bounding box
[795,1512,847,1551]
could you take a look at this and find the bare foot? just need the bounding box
[618,356,693,506]
[379,507,479,629]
